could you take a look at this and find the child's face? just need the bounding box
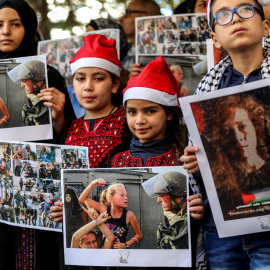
[110,186,128,208]
[210,0,269,53]
[73,67,118,117]
[126,99,173,143]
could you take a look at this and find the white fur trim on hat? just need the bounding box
[70,57,121,76]
[123,87,178,106]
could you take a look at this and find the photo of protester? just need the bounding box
[62,167,191,267]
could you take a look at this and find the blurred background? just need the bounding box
[26,0,181,40]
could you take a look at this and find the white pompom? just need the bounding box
[257,0,270,6]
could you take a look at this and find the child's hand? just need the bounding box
[180,146,199,174]
[93,178,106,187]
[50,201,63,222]
[130,63,143,77]
[97,212,111,224]
[38,88,65,134]
[187,195,204,220]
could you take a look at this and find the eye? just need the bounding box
[146,109,156,114]
[74,76,84,82]
[127,110,136,115]
[94,76,104,81]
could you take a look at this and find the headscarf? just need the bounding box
[86,18,129,61]
[173,0,197,14]
[0,0,38,59]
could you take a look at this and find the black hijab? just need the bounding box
[173,0,197,14]
[0,0,38,59]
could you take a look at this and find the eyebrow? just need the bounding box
[214,2,249,14]
[126,105,160,110]
[74,71,105,76]
[0,19,22,23]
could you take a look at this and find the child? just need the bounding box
[110,56,185,167]
[79,178,142,249]
[181,0,270,268]
[63,34,131,168]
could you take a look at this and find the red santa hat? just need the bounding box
[206,0,266,31]
[69,34,122,76]
[123,56,180,106]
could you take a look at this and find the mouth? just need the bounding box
[83,96,95,102]
[136,128,150,134]
[232,27,247,35]
[1,39,12,45]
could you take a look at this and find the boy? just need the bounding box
[181,0,270,269]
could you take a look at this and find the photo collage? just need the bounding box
[0,141,88,231]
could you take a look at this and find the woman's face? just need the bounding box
[233,108,257,155]
[0,8,25,52]
[194,0,207,13]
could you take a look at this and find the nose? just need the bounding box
[232,10,243,24]
[21,82,25,88]
[2,23,10,35]
[83,79,93,91]
[135,112,146,125]
[157,197,161,203]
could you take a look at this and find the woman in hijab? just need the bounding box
[0,1,75,270]
[0,0,76,137]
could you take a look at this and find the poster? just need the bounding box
[0,55,53,141]
[179,79,270,237]
[62,166,191,267]
[0,140,88,232]
[38,29,120,118]
[136,13,209,96]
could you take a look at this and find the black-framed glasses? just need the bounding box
[213,4,263,28]
[125,9,147,17]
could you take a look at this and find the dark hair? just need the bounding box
[162,105,186,163]
[110,68,129,108]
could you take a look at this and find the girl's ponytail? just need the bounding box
[100,189,110,206]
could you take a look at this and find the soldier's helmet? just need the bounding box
[8,60,46,84]
[25,144,31,150]
[142,171,186,198]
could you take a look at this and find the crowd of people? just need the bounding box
[0,0,270,269]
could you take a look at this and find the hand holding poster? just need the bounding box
[179,79,270,237]
[62,167,191,267]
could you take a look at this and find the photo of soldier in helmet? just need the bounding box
[8,60,49,126]
[142,171,188,249]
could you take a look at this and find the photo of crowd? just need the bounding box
[0,141,88,231]
[136,14,208,57]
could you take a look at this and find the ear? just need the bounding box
[111,78,120,94]
[263,20,270,38]
[166,112,173,121]
[210,32,222,50]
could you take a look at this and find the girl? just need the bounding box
[63,34,131,168]
[110,56,185,167]
[79,178,142,249]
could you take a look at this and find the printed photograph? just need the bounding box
[62,167,191,268]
